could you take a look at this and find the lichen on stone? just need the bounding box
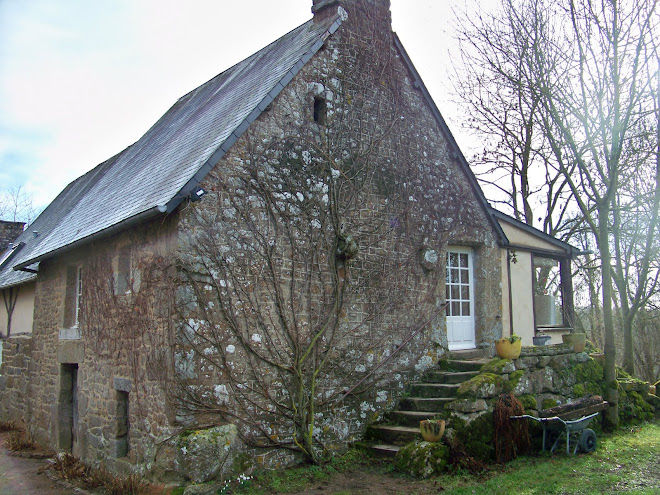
[394,440,449,478]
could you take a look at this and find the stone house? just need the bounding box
[0,0,578,479]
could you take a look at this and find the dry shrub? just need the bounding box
[105,473,148,495]
[493,393,530,463]
[51,453,149,494]
[446,436,489,473]
[0,420,17,432]
[7,430,35,451]
[52,452,89,480]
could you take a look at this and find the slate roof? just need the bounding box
[0,12,344,289]
[0,4,511,291]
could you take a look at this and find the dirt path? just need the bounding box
[0,432,74,495]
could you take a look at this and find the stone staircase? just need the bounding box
[365,349,490,456]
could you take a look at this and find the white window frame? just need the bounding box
[74,266,83,327]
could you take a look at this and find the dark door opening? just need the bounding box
[58,364,79,452]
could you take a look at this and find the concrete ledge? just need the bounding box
[57,341,85,364]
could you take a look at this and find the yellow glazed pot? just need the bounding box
[495,338,522,359]
[420,419,445,442]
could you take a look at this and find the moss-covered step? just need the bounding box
[386,410,440,427]
[422,370,480,384]
[409,383,460,398]
[369,443,400,457]
[399,396,456,412]
[366,424,420,445]
[436,359,490,372]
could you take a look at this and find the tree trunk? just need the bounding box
[598,207,619,427]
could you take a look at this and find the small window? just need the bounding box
[313,96,327,125]
[115,391,129,458]
[75,266,83,327]
[64,265,83,328]
[115,250,132,294]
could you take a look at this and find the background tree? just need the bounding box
[453,0,660,426]
[0,184,37,225]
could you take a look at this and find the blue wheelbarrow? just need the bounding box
[510,412,600,455]
[511,397,609,455]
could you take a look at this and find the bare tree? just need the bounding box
[453,0,660,426]
[167,16,484,463]
[0,184,37,224]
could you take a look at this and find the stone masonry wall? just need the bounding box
[172,0,503,470]
[9,215,179,476]
[0,335,33,425]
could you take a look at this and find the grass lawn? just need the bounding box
[222,420,660,495]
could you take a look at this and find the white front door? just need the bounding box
[446,248,476,350]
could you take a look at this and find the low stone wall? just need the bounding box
[0,335,33,425]
[447,345,657,425]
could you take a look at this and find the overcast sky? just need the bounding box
[0,0,494,212]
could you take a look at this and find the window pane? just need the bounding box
[461,286,470,300]
[461,269,469,284]
[449,253,458,267]
[451,269,459,283]
[451,286,460,299]
[533,256,563,326]
[452,301,461,315]
[446,286,450,299]
[459,253,468,268]
[462,302,471,316]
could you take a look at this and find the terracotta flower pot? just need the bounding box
[562,333,587,352]
[420,419,445,442]
[495,338,522,359]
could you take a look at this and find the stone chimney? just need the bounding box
[0,220,25,251]
[312,0,392,27]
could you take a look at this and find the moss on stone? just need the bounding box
[518,394,537,411]
[457,373,504,398]
[450,413,494,462]
[619,389,655,424]
[505,370,525,392]
[480,358,512,375]
[572,380,604,398]
[394,440,450,478]
[574,359,604,383]
[542,398,558,410]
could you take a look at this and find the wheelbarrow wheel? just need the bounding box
[578,428,597,453]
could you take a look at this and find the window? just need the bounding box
[64,265,83,329]
[313,96,327,125]
[115,391,129,457]
[115,249,132,294]
[75,266,83,327]
[533,255,564,327]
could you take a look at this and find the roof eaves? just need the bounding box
[165,15,345,215]
[490,208,580,257]
[12,205,167,271]
[392,34,508,247]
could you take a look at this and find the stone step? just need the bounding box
[369,443,400,457]
[423,370,480,384]
[386,410,440,427]
[398,396,456,412]
[409,382,460,398]
[448,348,490,360]
[437,358,489,372]
[366,424,420,445]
